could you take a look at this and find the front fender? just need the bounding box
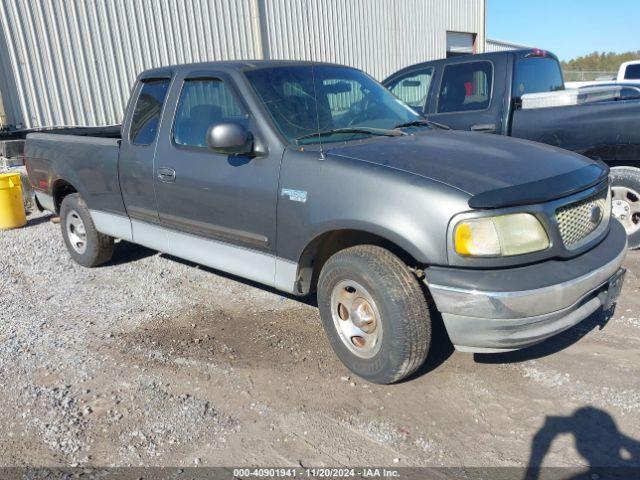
[277,149,469,266]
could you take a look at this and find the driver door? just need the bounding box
[153,71,280,255]
[426,59,505,134]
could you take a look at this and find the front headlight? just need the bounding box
[454,213,550,257]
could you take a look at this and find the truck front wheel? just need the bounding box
[611,167,640,249]
[317,245,432,384]
[60,193,114,267]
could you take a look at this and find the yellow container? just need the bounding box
[0,172,27,230]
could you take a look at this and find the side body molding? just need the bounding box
[88,210,299,294]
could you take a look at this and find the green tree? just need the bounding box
[561,51,640,73]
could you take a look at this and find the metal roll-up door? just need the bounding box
[446,32,476,57]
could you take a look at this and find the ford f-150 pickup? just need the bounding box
[26,60,627,384]
[384,49,640,248]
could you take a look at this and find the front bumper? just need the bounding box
[425,220,628,353]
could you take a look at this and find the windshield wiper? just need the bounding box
[295,127,406,143]
[394,119,451,130]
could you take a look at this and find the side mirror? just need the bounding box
[206,122,253,155]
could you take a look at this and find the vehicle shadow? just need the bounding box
[103,240,156,266]
[159,253,318,307]
[404,318,454,382]
[524,406,640,480]
[473,306,616,365]
[25,213,54,227]
[401,284,455,382]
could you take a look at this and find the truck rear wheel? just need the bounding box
[60,193,114,267]
[611,167,640,249]
[317,245,431,384]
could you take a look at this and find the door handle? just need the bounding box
[157,167,176,183]
[471,123,496,133]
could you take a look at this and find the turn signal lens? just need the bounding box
[454,218,501,256]
[454,213,549,257]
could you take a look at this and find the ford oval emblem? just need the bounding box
[590,205,603,224]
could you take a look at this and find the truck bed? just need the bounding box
[1,125,121,141]
[39,125,122,139]
[25,131,126,216]
[511,99,640,166]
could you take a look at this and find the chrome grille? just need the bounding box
[556,189,609,249]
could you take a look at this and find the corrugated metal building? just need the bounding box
[0,0,486,129]
[486,38,531,53]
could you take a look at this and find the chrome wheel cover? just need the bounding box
[612,186,640,235]
[330,279,383,359]
[65,209,88,254]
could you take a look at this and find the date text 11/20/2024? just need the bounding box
[232,468,401,478]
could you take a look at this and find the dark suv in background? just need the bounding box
[384,49,640,248]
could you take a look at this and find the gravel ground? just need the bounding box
[1,210,639,469]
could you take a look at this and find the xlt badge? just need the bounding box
[281,188,308,203]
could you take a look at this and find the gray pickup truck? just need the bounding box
[26,61,627,384]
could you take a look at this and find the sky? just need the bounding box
[487,0,639,61]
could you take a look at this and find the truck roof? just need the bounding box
[139,59,352,79]
[386,49,559,81]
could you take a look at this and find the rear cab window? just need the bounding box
[437,61,493,113]
[130,79,171,145]
[387,67,435,110]
[624,64,640,80]
[513,57,564,98]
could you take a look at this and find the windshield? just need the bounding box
[513,57,565,97]
[245,65,422,144]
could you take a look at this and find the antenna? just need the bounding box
[310,64,325,160]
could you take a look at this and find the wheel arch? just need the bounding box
[52,179,79,214]
[294,227,426,295]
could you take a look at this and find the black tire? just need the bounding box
[610,166,640,249]
[317,245,431,384]
[60,193,114,267]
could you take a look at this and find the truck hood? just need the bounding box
[326,130,608,208]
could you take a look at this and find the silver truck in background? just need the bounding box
[566,60,640,88]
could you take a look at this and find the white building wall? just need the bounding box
[486,38,530,53]
[0,0,260,128]
[264,0,485,80]
[0,0,485,128]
